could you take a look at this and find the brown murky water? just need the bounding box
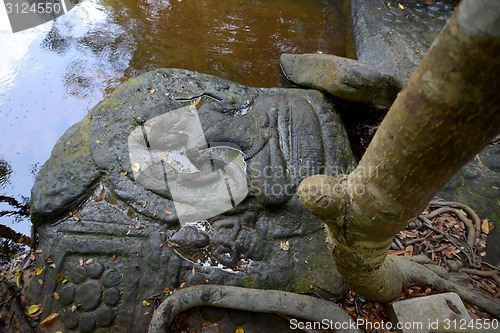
[0,0,353,234]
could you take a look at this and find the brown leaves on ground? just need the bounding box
[40,312,59,327]
[388,205,499,315]
[335,204,498,332]
[336,290,390,331]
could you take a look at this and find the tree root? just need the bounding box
[429,200,482,235]
[460,268,500,285]
[418,215,481,268]
[148,285,361,333]
[392,256,500,318]
[425,206,476,247]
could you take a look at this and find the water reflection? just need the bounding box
[1,158,29,225]
[0,0,352,234]
[100,0,351,87]
[0,158,12,190]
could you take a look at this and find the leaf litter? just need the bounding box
[0,201,498,332]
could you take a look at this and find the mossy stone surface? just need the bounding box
[29,68,354,332]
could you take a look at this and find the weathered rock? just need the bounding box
[30,113,99,226]
[387,293,470,333]
[439,142,500,264]
[280,53,401,109]
[350,0,456,86]
[29,68,356,332]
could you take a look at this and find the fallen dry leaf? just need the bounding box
[53,292,60,301]
[34,267,45,276]
[142,300,150,307]
[401,230,417,238]
[79,258,83,266]
[482,219,490,234]
[404,245,414,256]
[398,3,404,10]
[55,272,64,284]
[35,249,43,254]
[446,299,461,314]
[280,241,290,251]
[85,259,93,265]
[96,182,105,202]
[180,282,186,289]
[131,162,141,172]
[40,313,59,327]
[28,304,41,315]
[388,250,407,256]
[235,261,247,271]
[167,242,180,249]
[113,253,116,261]
[164,210,173,215]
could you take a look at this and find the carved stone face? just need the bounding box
[29,69,355,331]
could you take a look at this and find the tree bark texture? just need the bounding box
[299,0,500,302]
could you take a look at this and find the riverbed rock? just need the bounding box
[350,0,457,86]
[29,68,355,332]
[350,0,500,263]
[438,142,500,264]
[280,53,401,109]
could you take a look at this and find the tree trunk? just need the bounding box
[298,0,500,302]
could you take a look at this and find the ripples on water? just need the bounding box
[0,0,353,234]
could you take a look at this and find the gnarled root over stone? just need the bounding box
[148,285,361,333]
[391,256,500,318]
[298,173,500,316]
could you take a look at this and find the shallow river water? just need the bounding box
[0,0,352,234]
